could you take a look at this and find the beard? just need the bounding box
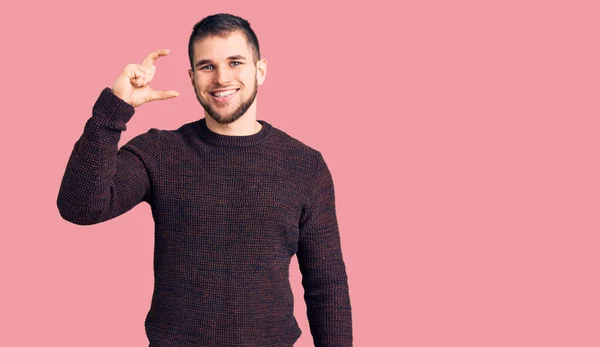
[194,78,258,125]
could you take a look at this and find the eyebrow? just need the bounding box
[195,55,247,68]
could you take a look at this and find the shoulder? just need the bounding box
[120,125,185,161]
[123,127,165,150]
[267,124,328,180]
[124,120,196,151]
[268,124,322,162]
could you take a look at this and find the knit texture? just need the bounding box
[57,88,353,347]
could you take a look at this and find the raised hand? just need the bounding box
[111,49,179,108]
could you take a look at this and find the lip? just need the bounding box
[209,88,239,103]
[211,88,239,93]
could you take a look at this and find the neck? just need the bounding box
[204,102,262,136]
[195,116,272,148]
[205,116,263,136]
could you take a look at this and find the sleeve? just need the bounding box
[56,87,153,226]
[297,152,353,346]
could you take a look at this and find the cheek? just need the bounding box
[238,68,256,81]
[193,79,209,94]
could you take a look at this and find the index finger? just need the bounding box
[142,49,170,67]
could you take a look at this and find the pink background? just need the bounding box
[2,0,599,346]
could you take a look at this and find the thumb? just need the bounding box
[149,89,179,102]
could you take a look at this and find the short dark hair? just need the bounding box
[188,13,261,69]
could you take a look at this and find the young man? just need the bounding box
[57,13,352,347]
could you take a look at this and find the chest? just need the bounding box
[149,151,307,253]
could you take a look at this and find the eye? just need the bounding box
[231,61,241,66]
[200,65,214,70]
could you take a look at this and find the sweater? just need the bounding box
[57,88,353,347]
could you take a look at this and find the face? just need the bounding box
[188,31,267,124]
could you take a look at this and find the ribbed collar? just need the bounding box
[194,117,273,147]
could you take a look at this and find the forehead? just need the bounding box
[193,31,253,61]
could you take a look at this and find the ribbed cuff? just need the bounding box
[91,87,135,131]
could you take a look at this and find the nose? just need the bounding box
[214,66,232,86]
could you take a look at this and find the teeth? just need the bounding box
[213,89,237,97]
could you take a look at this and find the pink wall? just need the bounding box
[2,0,599,346]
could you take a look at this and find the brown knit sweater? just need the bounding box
[57,88,353,347]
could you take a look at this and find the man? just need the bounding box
[57,13,352,347]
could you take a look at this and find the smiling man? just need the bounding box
[57,13,352,347]
[189,32,262,128]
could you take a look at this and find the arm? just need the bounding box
[57,49,178,226]
[297,152,353,347]
[56,88,152,225]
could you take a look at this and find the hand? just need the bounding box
[111,49,179,108]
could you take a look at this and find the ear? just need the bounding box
[256,58,267,86]
[188,68,194,86]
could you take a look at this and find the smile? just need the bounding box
[210,89,239,103]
